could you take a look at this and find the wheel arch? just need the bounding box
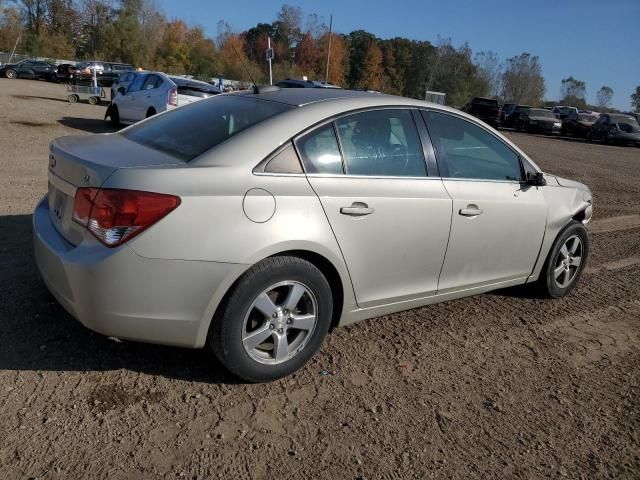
[195,247,351,348]
[528,194,592,284]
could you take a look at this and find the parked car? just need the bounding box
[551,106,578,120]
[55,63,77,83]
[34,88,593,382]
[588,113,640,146]
[0,59,57,81]
[561,111,600,138]
[501,104,532,128]
[74,61,135,86]
[105,72,218,126]
[500,102,518,125]
[461,97,501,127]
[109,70,142,100]
[276,78,341,89]
[515,108,562,134]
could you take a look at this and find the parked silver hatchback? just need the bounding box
[34,88,593,382]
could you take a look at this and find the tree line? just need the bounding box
[1,1,638,111]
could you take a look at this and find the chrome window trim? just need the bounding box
[304,173,443,181]
[440,177,522,185]
[253,172,306,177]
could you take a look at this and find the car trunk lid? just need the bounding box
[48,134,185,245]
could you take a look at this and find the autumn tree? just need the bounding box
[0,7,23,52]
[295,32,320,78]
[185,25,222,79]
[155,19,188,73]
[358,41,383,91]
[319,32,347,85]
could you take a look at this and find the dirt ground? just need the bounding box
[0,78,638,480]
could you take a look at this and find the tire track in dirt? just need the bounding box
[588,215,640,234]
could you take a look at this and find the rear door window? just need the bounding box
[423,110,522,181]
[335,109,427,177]
[122,95,291,161]
[142,74,162,90]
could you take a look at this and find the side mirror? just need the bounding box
[117,86,126,96]
[525,171,545,187]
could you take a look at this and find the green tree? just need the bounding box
[596,86,613,109]
[631,86,640,113]
[503,53,545,105]
[561,76,587,107]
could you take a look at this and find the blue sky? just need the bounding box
[162,0,640,110]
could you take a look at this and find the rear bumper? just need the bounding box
[33,196,243,348]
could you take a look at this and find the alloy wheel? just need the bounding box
[553,235,583,288]
[242,281,318,365]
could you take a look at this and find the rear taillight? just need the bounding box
[168,87,178,106]
[72,188,180,247]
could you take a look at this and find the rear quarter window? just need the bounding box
[122,95,291,161]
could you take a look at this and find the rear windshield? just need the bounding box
[578,114,599,122]
[122,95,291,161]
[530,109,555,118]
[177,86,216,98]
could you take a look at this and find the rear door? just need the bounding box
[131,74,164,120]
[421,110,547,292]
[299,108,452,308]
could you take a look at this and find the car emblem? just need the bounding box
[83,174,90,183]
[49,155,56,168]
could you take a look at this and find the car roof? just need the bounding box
[232,87,430,108]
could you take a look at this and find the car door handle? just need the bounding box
[340,202,375,217]
[459,205,483,217]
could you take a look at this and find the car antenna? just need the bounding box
[231,44,259,94]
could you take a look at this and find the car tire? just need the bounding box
[5,69,17,79]
[537,220,589,298]
[209,256,333,383]
[67,94,79,103]
[108,105,120,127]
[146,108,156,118]
[88,96,100,105]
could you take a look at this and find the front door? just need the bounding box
[118,74,146,122]
[297,109,453,308]
[421,110,547,292]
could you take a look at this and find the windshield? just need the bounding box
[578,114,599,122]
[122,95,292,161]
[530,109,555,118]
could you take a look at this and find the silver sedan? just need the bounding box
[34,88,593,382]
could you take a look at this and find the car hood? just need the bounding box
[530,116,558,122]
[548,175,591,194]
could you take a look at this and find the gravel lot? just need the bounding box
[0,79,639,479]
